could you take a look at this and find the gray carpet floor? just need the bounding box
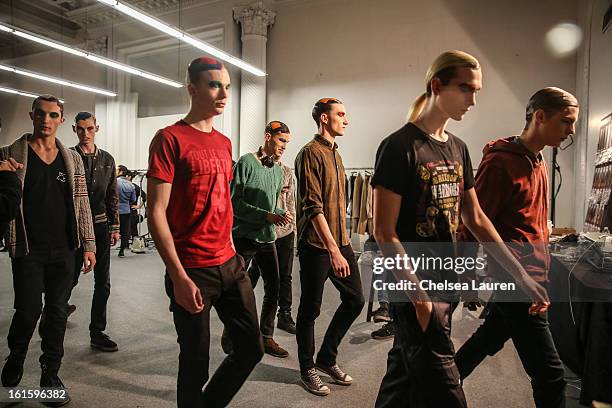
[0,248,583,407]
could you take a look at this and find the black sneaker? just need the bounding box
[1,354,24,387]
[40,365,71,407]
[91,333,119,352]
[371,322,396,340]
[315,362,353,385]
[67,304,76,317]
[277,313,296,334]
[118,249,125,258]
[372,306,391,323]
[301,368,330,396]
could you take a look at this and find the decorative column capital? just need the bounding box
[233,1,276,38]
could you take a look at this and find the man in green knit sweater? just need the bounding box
[229,121,292,358]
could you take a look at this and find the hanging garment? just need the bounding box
[351,173,364,233]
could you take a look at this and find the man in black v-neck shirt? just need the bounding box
[0,95,96,407]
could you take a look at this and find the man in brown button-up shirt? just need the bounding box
[294,98,364,397]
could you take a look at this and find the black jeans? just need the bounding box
[234,237,280,338]
[7,249,75,370]
[165,254,263,408]
[375,301,466,408]
[249,232,295,315]
[72,222,111,335]
[455,300,566,408]
[119,213,131,250]
[296,243,364,374]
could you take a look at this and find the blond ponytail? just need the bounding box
[408,50,480,122]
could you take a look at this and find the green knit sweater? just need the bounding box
[231,153,284,242]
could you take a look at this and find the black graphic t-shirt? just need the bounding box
[23,146,72,251]
[371,123,475,287]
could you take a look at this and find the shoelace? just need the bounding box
[328,365,345,379]
[306,369,325,388]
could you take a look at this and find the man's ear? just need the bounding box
[264,132,272,142]
[72,125,77,133]
[320,112,329,125]
[534,109,546,125]
[95,124,100,133]
[29,112,34,121]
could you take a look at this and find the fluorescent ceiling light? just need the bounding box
[0,63,117,97]
[0,22,182,88]
[0,85,65,103]
[95,0,266,77]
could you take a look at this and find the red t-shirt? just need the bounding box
[147,121,235,268]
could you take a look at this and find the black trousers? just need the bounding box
[72,222,111,335]
[296,243,364,374]
[234,237,279,338]
[375,301,467,408]
[455,301,566,408]
[119,213,131,250]
[165,254,263,408]
[248,232,295,315]
[7,249,75,370]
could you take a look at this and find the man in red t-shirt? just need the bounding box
[147,57,263,408]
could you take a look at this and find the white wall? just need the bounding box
[267,0,579,226]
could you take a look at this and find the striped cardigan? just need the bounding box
[0,134,96,258]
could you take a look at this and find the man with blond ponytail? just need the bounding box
[455,87,578,408]
[372,51,550,407]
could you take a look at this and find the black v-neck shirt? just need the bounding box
[23,146,72,251]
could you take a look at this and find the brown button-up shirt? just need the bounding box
[295,134,349,249]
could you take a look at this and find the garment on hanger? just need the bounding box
[357,174,370,234]
[351,173,363,233]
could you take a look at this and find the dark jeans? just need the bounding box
[296,243,364,374]
[72,222,111,335]
[249,232,295,315]
[455,301,566,408]
[234,237,279,338]
[119,213,131,250]
[165,254,263,408]
[375,302,466,408]
[7,249,75,370]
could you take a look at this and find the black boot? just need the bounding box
[1,354,24,387]
[277,312,296,334]
[40,364,71,407]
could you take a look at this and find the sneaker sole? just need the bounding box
[300,379,330,396]
[90,344,119,352]
[315,366,352,386]
[371,334,394,340]
[373,316,392,323]
[265,350,289,358]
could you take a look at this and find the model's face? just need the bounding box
[188,67,231,117]
[435,67,482,121]
[538,106,578,148]
[265,132,291,160]
[73,117,99,145]
[323,103,349,136]
[29,100,65,136]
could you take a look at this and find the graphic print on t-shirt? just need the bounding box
[415,160,464,240]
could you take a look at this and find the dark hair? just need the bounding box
[186,57,225,84]
[524,87,579,130]
[265,121,290,135]
[312,98,342,126]
[117,165,129,176]
[74,111,96,124]
[32,94,64,117]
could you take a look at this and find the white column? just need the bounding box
[233,1,276,156]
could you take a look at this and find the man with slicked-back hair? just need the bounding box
[147,57,263,408]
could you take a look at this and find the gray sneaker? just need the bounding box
[315,362,353,385]
[301,368,330,396]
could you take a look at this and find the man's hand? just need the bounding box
[109,231,120,246]
[415,300,433,331]
[266,212,290,226]
[517,275,550,314]
[330,248,350,278]
[0,158,23,172]
[83,251,96,273]
[173,276,204,314]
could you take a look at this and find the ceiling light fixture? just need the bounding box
[0,22,183,88]
[0,63,117,97]
[0,85,65,103]
[95,0,266,77]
